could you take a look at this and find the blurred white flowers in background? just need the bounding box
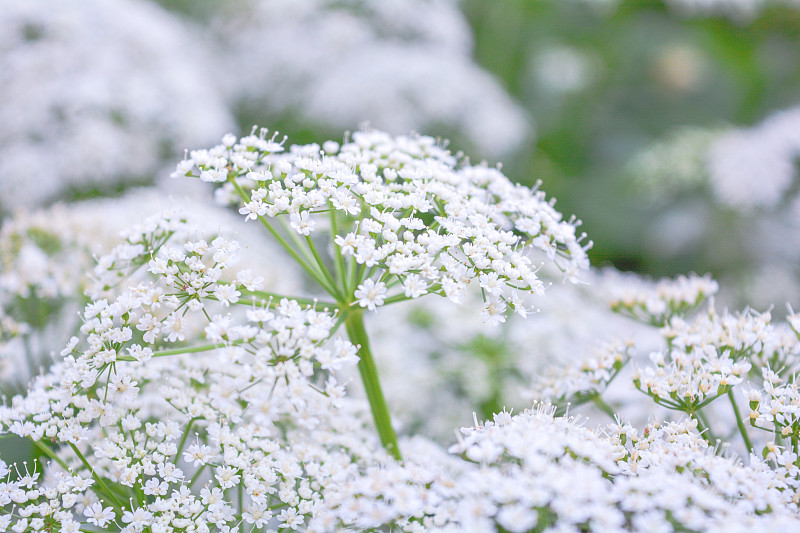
[0,0,232,213]
[629,104,800,310]
[216,0,531,158]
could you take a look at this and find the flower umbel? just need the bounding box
[173,128,591,458]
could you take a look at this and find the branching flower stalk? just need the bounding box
[173,128,591,458]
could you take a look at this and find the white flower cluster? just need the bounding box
[633,307,767,410]
[529,339,632,411]
[0,207,102,387]
[175,129,591,322]
[0,0,231,212]
[321,406,800,531]
[3,203,800,531]
[627,127,725,196]
[707,106,800,211]
[0,189,303,394]
[606,271,719,326]
[748,367,800,448]
[216,0,530,158]
[0,230,370,531]
[627,116,800,310]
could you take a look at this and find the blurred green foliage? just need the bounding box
[462,0,800,276]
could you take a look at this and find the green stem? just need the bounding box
[69,443,125,510]
[691,409,719,446]
[329,207,347,293]
[33,440,70,471]
[188,464,207,488]
[117,340,244,362]
[231,182,334,293]
[347,255,358,295]
[240,290,338,310]
[278,217,337,292]
[727,389,754,455]
[305,235,342,300]
[343,309,401,460]
[176,418,196,463]
[591,394,617,422]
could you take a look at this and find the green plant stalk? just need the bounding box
[691,409,719,446]
[591,394,617,421]
[69,442,125,510]
[116,340,244,362]
[231,182,337,295]
[343,308,401,461]
[33,440,70,471]
[727,389,754,454]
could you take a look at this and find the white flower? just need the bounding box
[290,211,316,235]
[83,502,115,527]
[354,279,387,312]
[402,274,428,299]
[481,296,506,325]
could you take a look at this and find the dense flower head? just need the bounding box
[321,405,800,531]
[175,128,591,322]
[633,307,767,409]
[529,339,633,409]
[0,190,304,395]
[0,226,371,531]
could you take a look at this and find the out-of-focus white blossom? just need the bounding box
[532,46,596,94]
[628,109,800,310]
[0,0,232,212]
[367,267,663,439]
[708,106,800,211]
[217,0,531,158]
[666,0,800,21]
[629,127,726,195]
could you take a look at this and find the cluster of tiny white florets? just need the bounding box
[528,339,633,410]
[0,190,306,392]
[606,271,719,326]
[174,129,591,323]
[4,207,800,531]
[0,226,371,531]
[747,367,800,451]
[633,307,766,410]
[320,405,800,531]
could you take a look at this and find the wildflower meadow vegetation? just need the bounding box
[3,1,800,532]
